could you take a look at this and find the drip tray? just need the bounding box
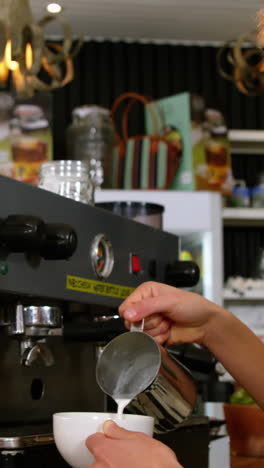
[0,424,53,449]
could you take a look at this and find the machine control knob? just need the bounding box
[40,223,78,260]
[165,260,200,288]
[0,215,45,252]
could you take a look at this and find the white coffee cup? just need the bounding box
[53,412,154,468]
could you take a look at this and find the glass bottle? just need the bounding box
[10,104,51,185]
[204,125,230,189]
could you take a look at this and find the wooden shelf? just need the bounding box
[223,208,264,226]
[223,288,264,301]
[229,130,264,154]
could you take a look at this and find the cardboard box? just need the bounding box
[145,92,233,194]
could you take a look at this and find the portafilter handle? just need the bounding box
[63,315,126,342]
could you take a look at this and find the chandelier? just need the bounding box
[0,0,81,96]
[216,9,264,96]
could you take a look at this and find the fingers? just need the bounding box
[124,314,171,336]
[86,432,105,455]
[143,314,163,330]
[124,317,170,344]
[119,282,159,310]
[153,330,171,344]
[119,282,176,315]
[102,420,140,440]
[120,293,180,323]
[125,314,163,330]
[146,318,171,335]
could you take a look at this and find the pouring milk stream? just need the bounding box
[115,320,144,418]
[96,319,161,418]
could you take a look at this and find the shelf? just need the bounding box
[228,130,264,154]
[223,208,264,226]
[223,289,264,301]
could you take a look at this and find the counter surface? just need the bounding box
[231,455,264,467]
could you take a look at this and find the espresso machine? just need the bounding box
[0,175,207,468]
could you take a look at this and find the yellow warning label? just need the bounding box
[66,275,135,299]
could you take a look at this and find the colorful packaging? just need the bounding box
[0,92,53,185]
[145,92,233,194]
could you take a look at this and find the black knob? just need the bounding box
[40,224,78,260]
[0,215,45,252]
[165,260,200,288]
[168,344,217,375]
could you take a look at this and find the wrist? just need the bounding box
[202,302,232,350]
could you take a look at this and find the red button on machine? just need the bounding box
[131,254,141,273]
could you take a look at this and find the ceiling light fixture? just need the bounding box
[0,0,82,96]
[46,3,62,14]
[217,31,264,96]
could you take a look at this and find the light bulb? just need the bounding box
[5,41,18,71]
[46,3,62,14]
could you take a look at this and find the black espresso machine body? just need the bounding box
[0,175,201,467]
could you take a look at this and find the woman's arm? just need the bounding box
[119,281,264,408]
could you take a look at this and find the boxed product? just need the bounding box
[145,92,233,194]
[0,91,53,185]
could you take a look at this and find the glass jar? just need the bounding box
[10,104,51,185]
[227,180,250,208]
[66,105,115,189]
[38,160,94,205]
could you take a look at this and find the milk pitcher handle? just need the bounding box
[130,320,144,332]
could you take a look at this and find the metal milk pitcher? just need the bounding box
[127,343,197,433]
[96,327,197,434]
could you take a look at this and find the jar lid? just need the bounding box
[211,125,227,136]
[252,185,264,194]
[14,105,44,120]
[205,108,223,123]
[72,106,110,120]
[21,118,49,130]
[40,160,89,177]
[233,186,250,196]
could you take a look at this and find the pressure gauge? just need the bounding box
[91,234,114,278]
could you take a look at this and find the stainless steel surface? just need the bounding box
[135,213,162,229]
[4,305,62,337]
[94,314,119,322]
[21,341,55,367]
[0,433,54,449]
[129,346,198,433]
[10,304,24,335]
[23,306,62,329]
[90,233,114,279]
[130,320,144,332]
[0,424,54,449]
[96,331,161,400]
[97,329,197,433]
[96,201,164,229]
